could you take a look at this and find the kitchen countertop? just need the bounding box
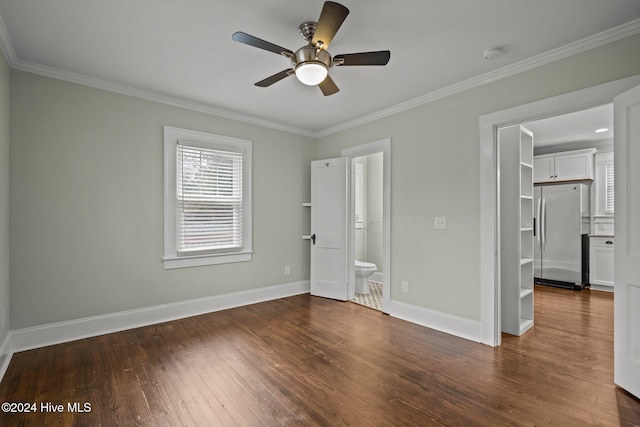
[589,234,615,238]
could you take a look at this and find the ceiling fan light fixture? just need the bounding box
[295,62,328,85]
[293,46,331,86]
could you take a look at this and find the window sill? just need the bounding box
[163,250,253,270]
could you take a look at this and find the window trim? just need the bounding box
[163,126,252,269]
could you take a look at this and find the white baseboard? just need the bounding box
[9,280,310,354]
[390,300,482,343]
[590,284,613,292]
[370,272,384,283]
[0,333,12,383]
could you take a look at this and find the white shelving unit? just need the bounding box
[499,125,534,336]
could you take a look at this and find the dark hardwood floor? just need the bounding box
[1,285,639,426]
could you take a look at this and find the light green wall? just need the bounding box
[0,52,9,344]
[10,71,315,329]
[315,33,640,321]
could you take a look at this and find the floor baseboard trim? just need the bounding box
[0,334,12,385]
[589,284,613,293]
[9,280,310,354]
[390,300,482,343]
[370,272,384,283]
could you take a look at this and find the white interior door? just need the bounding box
[614,83,640,399]
[310,157,348,300]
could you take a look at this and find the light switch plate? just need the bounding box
[434,217,447,230]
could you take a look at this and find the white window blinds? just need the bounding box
[176,142,243,255]
[605,161,614,214]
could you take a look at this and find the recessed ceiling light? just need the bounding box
[595,128,608,133]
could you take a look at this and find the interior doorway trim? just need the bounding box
[479,75,640,347]
[343,138,391,313]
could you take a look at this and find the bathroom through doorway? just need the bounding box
[342,139,391,313]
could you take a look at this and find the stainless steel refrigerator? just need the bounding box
[534,183,590,289]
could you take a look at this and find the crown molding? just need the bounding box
[0,11,16,67]
[10,59,316,137]
[0,12,638,139]
[314,18,640,138]
[0,18,315,138]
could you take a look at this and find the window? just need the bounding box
[164,126,252,269]
[594,152,614,216]
[605,161,614,214]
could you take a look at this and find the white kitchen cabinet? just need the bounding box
[533,157,555,183]
[499,125,534,336]
[533,149,596,183]
[590,236,614,290]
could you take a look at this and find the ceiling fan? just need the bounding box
[232,1,390,96]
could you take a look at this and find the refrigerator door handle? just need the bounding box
[536,197,542,243]
[541,197,547,251]
[533,217,536,237]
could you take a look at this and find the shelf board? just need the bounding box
[520,195,533,200]
[520,258,533,265]
[302,235,312,240]
[520,227,533,232]
[520,288,534,298]
[521,162,533,169]
[302,203,311,207]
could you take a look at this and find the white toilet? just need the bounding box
[354,260,377,294]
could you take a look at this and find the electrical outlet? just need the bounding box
[401,281,409,293]
[284,265,291,276]
[434,216,447,230]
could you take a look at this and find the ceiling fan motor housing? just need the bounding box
[292,46,331,85]
[293,45,331,69]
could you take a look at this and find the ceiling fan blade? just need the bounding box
[333,51,391,66]
[318,75,339,96]
[311,2,349,49]
[232,31,294,57]
[255,69,294,87]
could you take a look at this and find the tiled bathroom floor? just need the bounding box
[352,281,382,311]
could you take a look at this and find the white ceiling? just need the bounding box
[0,1,639,136]
[524,103,613,148]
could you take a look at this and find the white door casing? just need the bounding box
[613,83,640,399]
[310,157,349,301]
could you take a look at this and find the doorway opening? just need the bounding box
[523,105,615,289]
[342,139,391,314]
[479,75,640,346]
[350,152,384,311]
